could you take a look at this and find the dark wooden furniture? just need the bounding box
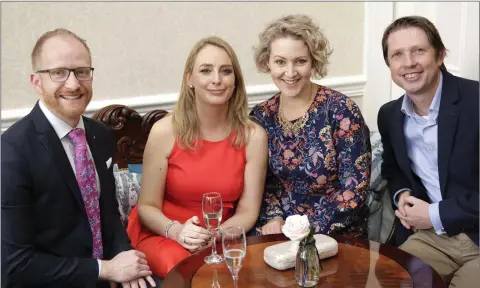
[164,234,445,288]
[91,104,168,168]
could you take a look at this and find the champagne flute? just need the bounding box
[211,268,221,288]
[202,192,224,264]
[222,226,246,288]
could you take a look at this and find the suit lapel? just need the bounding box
[437,71,459,196]
[83,117,107,199]
[32,103,86,210]
[392,98,414,181]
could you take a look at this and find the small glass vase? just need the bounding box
[295,238,321,287]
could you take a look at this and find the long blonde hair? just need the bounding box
[172,36,251,150]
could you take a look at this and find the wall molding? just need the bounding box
[1,75,365,132]
[362,1,395,132]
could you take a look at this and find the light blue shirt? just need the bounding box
[395,73,444,235]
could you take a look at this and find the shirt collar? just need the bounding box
[38,100,85,140]
[401,72,443,117]
[429,72,443,112]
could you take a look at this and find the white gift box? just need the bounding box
[263,234,338,270]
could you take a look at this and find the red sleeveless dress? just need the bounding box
[127,135,246,277]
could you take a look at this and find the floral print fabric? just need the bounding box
[250,85,372,237]
[113,164,142,227]
[68,128,103,259]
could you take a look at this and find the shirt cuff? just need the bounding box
[429,202,445,235]
[393,188,412,207]
[97,259,102,278]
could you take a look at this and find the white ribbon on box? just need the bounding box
[263,234,338,270]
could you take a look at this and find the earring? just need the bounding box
[189,84,193,89]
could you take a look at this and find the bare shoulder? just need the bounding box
[246,120,267,147]
[146,114,175,155]
[149,114,174,140]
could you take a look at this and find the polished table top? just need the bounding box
[163,234,445,287]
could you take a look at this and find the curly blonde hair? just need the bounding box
[172,36,252,151]
[254,14,332,79]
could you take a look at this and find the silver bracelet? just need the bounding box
[164,220,179,239]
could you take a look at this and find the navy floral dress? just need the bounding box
[250,85,371,237]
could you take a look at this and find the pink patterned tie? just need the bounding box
[67,128,103,259]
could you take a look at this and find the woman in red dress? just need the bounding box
[127,36,268,278]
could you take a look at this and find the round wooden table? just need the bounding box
[163,234,445,287]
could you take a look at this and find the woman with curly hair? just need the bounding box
[250,14,371,238]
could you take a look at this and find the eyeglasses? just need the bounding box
[36,67,94,83]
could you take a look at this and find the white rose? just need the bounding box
[281,215,310,241]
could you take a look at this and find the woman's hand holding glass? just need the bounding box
[202,192,224,264]
[172,216,211,252]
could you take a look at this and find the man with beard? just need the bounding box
[1,29,158,288]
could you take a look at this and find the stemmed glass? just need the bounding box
[202,192,224,264]
[211,268,221,288]
[222,226,246,288]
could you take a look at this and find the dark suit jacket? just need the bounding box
[378,70,479,247]
[1,102,132,287]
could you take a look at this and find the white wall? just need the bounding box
[1,2,478,132]
[1,2,365,131]
[363,1,479,131]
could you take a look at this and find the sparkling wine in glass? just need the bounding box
[203,211,222,231]
[202,192,224,264]
[222,226,246,288]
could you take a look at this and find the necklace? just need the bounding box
[277,83,317,137]
[277,84,316,137]
[277,106,309,137]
